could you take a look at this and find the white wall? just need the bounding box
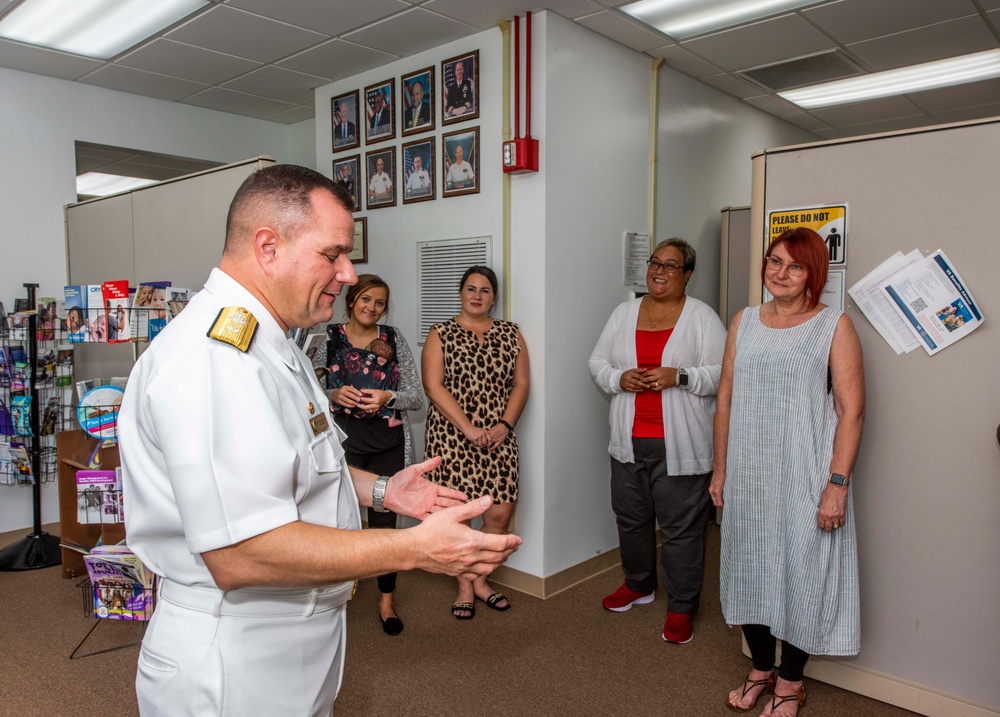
[532,13,651,576]
[0,67,313,533]
[655,70,816,307]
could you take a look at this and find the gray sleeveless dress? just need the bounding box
[719,305,860,656]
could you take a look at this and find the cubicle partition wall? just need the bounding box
[749,119,1000,717]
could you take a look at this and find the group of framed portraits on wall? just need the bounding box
[331,49,482,255]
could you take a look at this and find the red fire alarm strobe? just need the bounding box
[502,137,539,174]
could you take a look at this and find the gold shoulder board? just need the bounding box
[207,307,258,352]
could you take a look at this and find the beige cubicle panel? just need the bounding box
[749,119,1000,717]
[65,156,275,380]
[719,205,751,326]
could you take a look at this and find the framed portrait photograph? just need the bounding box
[442,50,479,125]
[332,154,361,212]
[350,217,368,264]
[365,147,396,209]
[442,127,479,197]
[401,66,434,136]
[364,78,395,144]
[331,90,360,152]
[402,138,435,204]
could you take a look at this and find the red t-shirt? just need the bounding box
[632,328,672,439]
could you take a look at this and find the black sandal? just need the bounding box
[477,592,511,611]
[451,602,475,620]
[725,671,776,712]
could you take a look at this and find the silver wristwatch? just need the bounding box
[676,368,689,388]
[829,472,850,487]
[372,475,391,512]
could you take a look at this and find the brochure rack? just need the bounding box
[70,569,156,660]
[0,283,75,571]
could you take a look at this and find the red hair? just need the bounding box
[763,227,828,309]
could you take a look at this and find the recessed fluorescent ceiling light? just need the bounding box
[77,173,158,197]
[621,0,818,39]
[0,0,208,60]
[780,50,1000,109]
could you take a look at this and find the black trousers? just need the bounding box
[345,440,405,594]
[743,624,810,682]
[610,437,713,613]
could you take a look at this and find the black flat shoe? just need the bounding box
[380,614,404,636]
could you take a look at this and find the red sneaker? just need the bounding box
[662,611,694,644]
[602,583,654,612]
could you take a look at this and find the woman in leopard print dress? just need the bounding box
[422,266,530,619]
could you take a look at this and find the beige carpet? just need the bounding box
[0,524,918,716]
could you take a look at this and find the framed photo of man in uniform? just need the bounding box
[364,79,395,145]
[442,50,478,125]
[331,90,360,152]
[442,127,479,198]
[402,138,435,205]
[365,147,396,209]
[401,66,434,137]
[332,155,361,212]
[350,217,368,264]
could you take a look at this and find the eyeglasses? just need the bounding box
[647,259,685,273]
[766,256,805,277]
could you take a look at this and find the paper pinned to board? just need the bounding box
[878,250,983,356]
[848,250,923,354]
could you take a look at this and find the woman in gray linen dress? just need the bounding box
[710,227,866,716]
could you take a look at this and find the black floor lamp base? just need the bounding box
[0,531,62,571]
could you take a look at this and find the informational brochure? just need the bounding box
[878,250,983,356]
[848,250,923,354]
[623,232,650,291]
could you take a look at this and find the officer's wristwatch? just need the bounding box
[829,472,850,487]
[676,368,689,388]
[372,475,391,512]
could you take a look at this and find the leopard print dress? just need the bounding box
[424,318,520,503]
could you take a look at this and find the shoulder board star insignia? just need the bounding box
[207,307,258,352]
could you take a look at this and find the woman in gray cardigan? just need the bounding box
[589,238,726,645]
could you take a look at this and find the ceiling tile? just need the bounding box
[181,86,297,119]
[930,101,1000,124]
[980,0,1000,9]
[344,7,473,56]
[803,0,978,45]
[79,65,208,101]
[166,5,328,63]
[648,44,722,78]
[422,0,602,28]
[988,9,1000,34]
[682,14,836,72]
[812,127,849,140]
[117,39,261,86]
[263,105,317,124]
[743,94,802,116]
[0,39,103,80]
[575,10,668,52]
[225,0,410,37]
[279,39,398,80]
[810,95,925,125]
[699,73,765,99]
[780,112,834,131]
[846,15,997,72]
[838,114,935,136]
[906,76,1000,113]
[223,65,328,104]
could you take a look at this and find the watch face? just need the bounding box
[678,370,688,386]
[830,473,848,485]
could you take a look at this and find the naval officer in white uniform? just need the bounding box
[118,165,521,717]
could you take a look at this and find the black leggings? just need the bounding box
[742,624,810,682]
[345,441,406,594]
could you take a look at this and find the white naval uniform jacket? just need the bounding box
[119,267,362,589]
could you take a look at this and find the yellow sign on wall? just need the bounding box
[767,204,847,265]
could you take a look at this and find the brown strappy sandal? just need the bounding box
[766,685,806,716]
[725,670,776,712]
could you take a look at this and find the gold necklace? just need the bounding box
[645,296,684,328]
